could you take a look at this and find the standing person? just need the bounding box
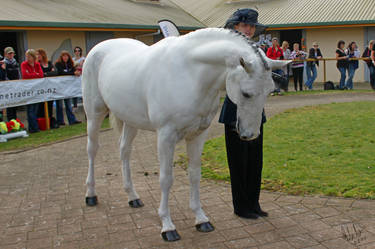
[21,49,44,133]
[36,48,59,128]
[72,46,85,112]
[281,41,291,91]
[290,43,307,91]
[219,8,268,219]
[305,42,322,90]
[345,42,359,90]
[54,51,82,125]
[0,56,5,122]
[362,40,375,90]
[3,47,21,121]
[371,42,375,90]
[336,40,349,89]
[266,37,284,95]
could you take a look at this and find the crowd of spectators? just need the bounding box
[261,38,375,93]
[0,46,84,133]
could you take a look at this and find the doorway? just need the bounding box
[280,29,303,51]
[85,32,114,53]
[0,32,20,61]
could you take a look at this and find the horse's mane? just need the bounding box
[183,28,270,70]
[182,28,252,47]
[182,28,269,70]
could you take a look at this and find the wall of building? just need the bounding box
[27,30,86,60]
[114,31,155,45]
[305,27,366,83]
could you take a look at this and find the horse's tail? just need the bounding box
[109,112,123,136]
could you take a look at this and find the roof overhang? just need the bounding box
[0,20,202,32]
[267,20,375,30]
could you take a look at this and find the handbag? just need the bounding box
[272,72,289,91]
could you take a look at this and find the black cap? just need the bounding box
[224,8,267,37]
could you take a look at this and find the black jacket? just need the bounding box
[362,47,373,68]
[55,61,75,76]
[4,60,20,80]
[0,67,6,81]
[219,95,266,126]
[307,48,322,67]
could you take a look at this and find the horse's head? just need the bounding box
[226,49,291,140]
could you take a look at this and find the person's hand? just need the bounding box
[317,56,322,59]
[74,70,81,76]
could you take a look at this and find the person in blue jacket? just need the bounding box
[219,8,268,219]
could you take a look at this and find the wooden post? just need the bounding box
[44,102,50,130]
[323,59,326,83]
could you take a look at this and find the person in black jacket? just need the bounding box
[305,42,323,90]
[362,40,375,90]
[36,48,59,128]
[336,40,349,89]
[219,8,268,220]
[54,51,81,125]
[3,47,21,121]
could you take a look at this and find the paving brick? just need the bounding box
[243,222,275,234]
[285,233,320,248]
[268,216,298,229]
[224,237,257,248]
[309,228,342,242]
[258,240,294,249]
[252,230,281,245]
[314,207,341,218]
[321,238,356,249]
[220,227,251,241]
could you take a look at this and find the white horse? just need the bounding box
[82,28,290,241]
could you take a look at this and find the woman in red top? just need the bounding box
[21,49,44,133]
[266,37,284,95]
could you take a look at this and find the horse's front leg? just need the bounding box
[186,129,215,232]
[157,128,180,241]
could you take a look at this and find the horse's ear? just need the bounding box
[239,57,253,74]
[267,58,292,70]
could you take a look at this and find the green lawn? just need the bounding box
[0,118,110,152]
[177,101,375,199]
[281,89,373,96]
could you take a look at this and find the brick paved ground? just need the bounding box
[0,91,375,249]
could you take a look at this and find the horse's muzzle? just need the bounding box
[239,133,258,141]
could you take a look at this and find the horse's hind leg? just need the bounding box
[119,125,143,208]
[85,113,107,206]
[186,129,214,232]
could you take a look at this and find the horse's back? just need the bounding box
[82,38,147,116]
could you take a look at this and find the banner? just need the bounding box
[158,19,180,38]
[0,76,82,109]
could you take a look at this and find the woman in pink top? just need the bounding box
[21,49,44,133]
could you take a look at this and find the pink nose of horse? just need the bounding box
[240,133,257,141]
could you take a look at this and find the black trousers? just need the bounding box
[37,101,54,118]
[292,67,304,91]
[6,107,17,121]
[224,124,263,214]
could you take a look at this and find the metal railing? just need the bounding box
[290,57,371,82]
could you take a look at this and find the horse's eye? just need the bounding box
[242,92,251,98]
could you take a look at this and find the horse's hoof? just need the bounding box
[128,199,144,208]
[85,196,98,206]
[161,230,181,242]
[196,221,215,232]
